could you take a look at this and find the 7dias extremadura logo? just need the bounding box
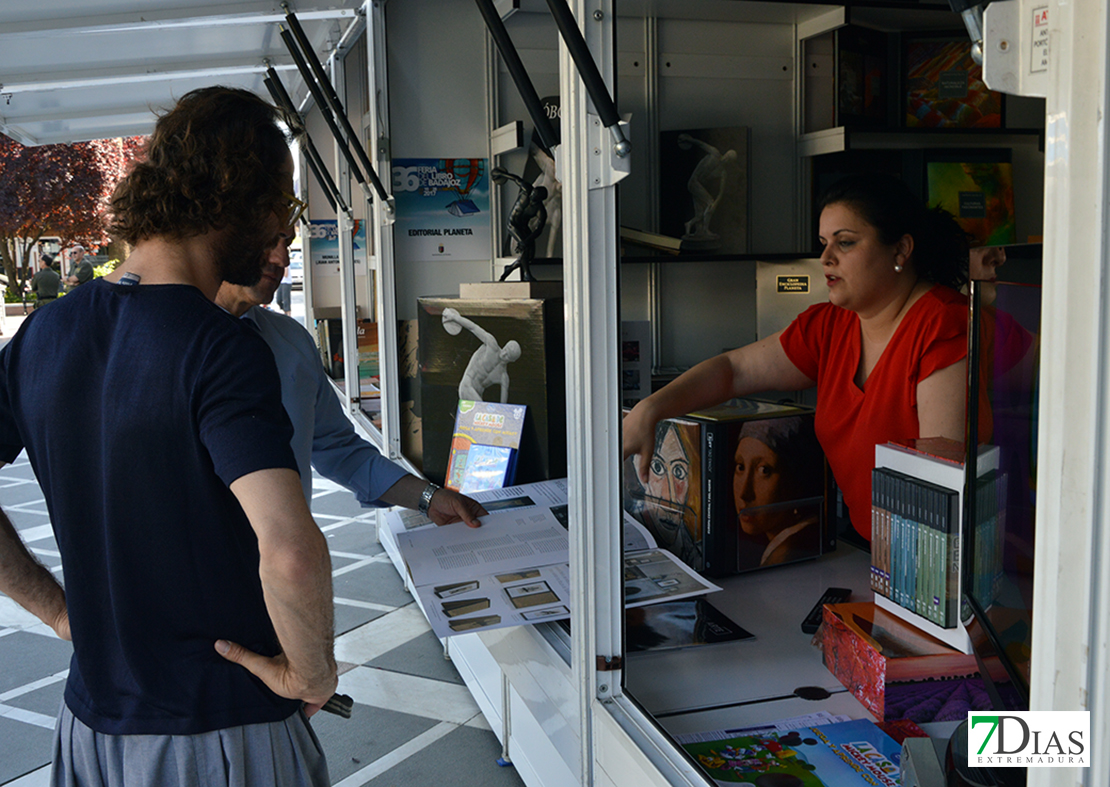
[968,712,1090,767]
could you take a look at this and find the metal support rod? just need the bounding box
[263,71,342,215]
[473,0,560,155]
[544,0,630,157]
[300,135,341,214]
[279,27,375,204]
[282,9,391,203]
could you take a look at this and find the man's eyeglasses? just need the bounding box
[281,192,308,228]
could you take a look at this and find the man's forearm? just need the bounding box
[377,473,432,511]
[257,525,336,697]
[231,469,337,701]
[0,508,67,631]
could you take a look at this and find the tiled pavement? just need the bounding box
[0,455,526,787]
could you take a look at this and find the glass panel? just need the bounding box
[965,250,1041,711]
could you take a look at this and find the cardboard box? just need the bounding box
[821,601,980,720]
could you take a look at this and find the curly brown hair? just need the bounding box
[110,86,290,244]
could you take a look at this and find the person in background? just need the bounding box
[625,173,986,542]
[64,244,94,287]
[275,259,293,316]
[0,86,337,786]
[29,255,62,308]
[215,235,486,526]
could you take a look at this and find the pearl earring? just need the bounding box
[894,259,903,273]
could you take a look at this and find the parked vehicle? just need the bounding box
[289,249,304,289]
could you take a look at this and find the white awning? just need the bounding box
[0,0,364,146]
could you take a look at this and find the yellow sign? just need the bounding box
[777,275,810,293]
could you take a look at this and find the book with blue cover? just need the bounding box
[678,718,902,786]
[445,400,527,492]
[459,444,515,493]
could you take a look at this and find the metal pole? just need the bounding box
[279,26,375,204]
[472,0,560,155]
[282,7,391,203]
[263,71,342,215]
[545,0,629,157]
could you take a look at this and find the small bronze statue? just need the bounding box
[493,167,547,282]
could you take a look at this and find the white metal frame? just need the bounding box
[1028,0,1110,784]
[560,2,707,784]
[365,0,405,462]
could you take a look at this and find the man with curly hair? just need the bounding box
[0,86,336,786]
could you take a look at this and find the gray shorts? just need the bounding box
[51,703,330,787]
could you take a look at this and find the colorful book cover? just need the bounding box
[445,400,527,492]
[622,413,707,570]
[458,444,515,494]
[926,160,1016,247]
[681,718,902,786]
[689,401,831,577]
[904,38,1002,128]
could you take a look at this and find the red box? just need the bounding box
[821,602,978,719]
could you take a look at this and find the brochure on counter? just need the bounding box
[390,481,721,639]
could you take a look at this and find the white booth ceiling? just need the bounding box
[0,0,364,146]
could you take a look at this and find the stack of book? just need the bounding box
[622,399,834,578]
[870,438,1001,652]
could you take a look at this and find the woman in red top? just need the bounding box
[623,174,974,541]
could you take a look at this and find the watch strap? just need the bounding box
[418,482,441,516]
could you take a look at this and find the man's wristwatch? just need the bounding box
[418,482,441,516]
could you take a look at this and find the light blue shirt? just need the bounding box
[244,306,408,506]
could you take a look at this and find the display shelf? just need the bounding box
[799,126,1045,158]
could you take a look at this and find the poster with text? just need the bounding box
[308,219,368,278]
[392,158,491,261]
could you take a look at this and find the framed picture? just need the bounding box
[904,34,1003,128]
[925,149,1017,247]
[659,126,751,253]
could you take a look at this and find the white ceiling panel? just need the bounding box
[0,0,364,145]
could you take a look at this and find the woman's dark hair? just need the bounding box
[818,173,969,290]
[110,86,290,244]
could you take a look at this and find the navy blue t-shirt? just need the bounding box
[0,279,303,735]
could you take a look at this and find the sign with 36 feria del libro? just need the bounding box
[968,711,1090,768]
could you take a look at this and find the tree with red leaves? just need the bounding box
[0,134,144,296]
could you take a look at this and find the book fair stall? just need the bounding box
[3,0,1109,785]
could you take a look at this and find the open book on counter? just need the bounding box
[381,478,721,639]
